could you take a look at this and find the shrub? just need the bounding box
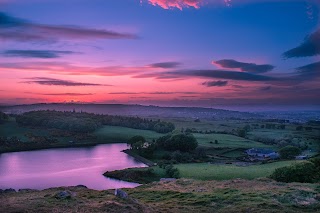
[171,151,193,163]
[165,165,180,178]
[270,162,319,183]
[279,146,301,159]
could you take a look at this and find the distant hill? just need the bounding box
[0,103,259,120]
[1,103,319,122]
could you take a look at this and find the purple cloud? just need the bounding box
[0,12,137,42]
[21,77,111,87]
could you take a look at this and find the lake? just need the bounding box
[0,144,147,190]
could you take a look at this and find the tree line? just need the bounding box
[16,110,175,133]
[0,111,9,124]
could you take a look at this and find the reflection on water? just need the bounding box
[0,144,147,190]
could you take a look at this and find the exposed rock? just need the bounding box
[75,185,87,188]
[115,189,128,199]
[54,190,75,199]
[3,188,16,193]
[160,178,176,182]
[18,189,38,193]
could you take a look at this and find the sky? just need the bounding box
[0,0,319,109]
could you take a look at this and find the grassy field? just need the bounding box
[175,161,299,180]
[194,133,275,149]
[1,180,319,213]
[104,160,300,183]
[93,125,164,143]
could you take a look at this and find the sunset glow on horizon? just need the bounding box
[0,0,319,108]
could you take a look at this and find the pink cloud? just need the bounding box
[147,0,205,10]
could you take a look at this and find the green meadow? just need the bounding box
[174,161,299,180]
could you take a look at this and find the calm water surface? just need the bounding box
[0,144,147,190]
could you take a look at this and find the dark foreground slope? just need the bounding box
[1,179,319,213]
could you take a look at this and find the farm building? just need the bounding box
[246,148,279,160]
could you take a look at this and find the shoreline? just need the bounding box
[122,149,155,166]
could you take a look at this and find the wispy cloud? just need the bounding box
[213,59,275,73]
[134,69,277,81]
[259,86,271,91]
[202,80,228,87]
[0,12,137,43]
[283,28,320,58]
[109,91,200,95]
[21,77,110,87]
[3,50,77,58]
[149,62,181,69]
[0,61,181,76]
[25,92,94,96]
[296,61,320,74]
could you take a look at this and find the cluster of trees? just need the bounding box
[127,133,199,162]
[0,112,9,124]
[296,125,313,131]
[279,146,301,159]
[156,133,198,152]
[127,135,155,158]
[270,158,320,183]
[0,136,21,146]
[251,134,310,150]
[16,110,175,133]
[263,123,286,130]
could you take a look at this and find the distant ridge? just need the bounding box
[0,103,257,120]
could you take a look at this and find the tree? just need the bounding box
[127,135,146,150]
[279,146,301,159]
[237,129,247,138]
[0,112,9,124]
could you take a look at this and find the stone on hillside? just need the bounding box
[160,178,176,182]
[54,190,75,199]
[115,189,128,199]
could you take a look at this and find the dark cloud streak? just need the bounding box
[214,59,275,73]
[21,77,110,87]
[0,12,138,42]
[202,80,228,87]
[283,29,320,58]
[135,69,277,81]
[3,50,76,58]
[149,62,181,69]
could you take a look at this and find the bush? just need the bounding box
[270,162,319,183]
[165,165,180,178]
[171,151,193,163]
[279,146,301,159]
